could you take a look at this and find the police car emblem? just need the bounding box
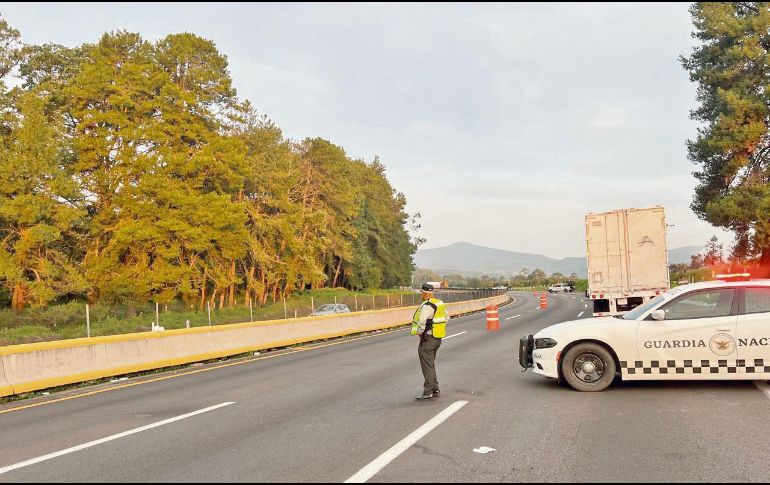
[709,334,736,356]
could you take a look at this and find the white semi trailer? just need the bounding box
[585,207,670,317]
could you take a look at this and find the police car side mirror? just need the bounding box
[650,310,666,321]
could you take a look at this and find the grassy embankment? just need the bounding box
[0,288,418,347]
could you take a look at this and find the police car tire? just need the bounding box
[561,343,616,392]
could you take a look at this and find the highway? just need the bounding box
[2,292,770,482]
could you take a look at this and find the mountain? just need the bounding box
[415,242,587,277]
[668,245,703,264]
[415,242,705,278]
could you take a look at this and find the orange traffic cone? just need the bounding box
[486,304,500,331]
[540,293,548,310]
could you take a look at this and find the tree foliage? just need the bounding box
[682,2,770,265]
[0,18,418,311]
[415,269,581,290]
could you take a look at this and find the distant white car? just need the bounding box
[311,304,351,316]
[548,283,573,293]
[520,275,770,392]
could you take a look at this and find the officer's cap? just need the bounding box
[420,283,434,292]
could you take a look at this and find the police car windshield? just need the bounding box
[622,295,665,320]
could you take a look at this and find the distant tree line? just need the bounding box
[670,235,760,284]
[413,268,583,289]
[0,17,418,312]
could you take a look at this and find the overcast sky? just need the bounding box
[2,2,726,258]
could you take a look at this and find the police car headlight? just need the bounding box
[534,338,558,349]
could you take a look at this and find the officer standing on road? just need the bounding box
[412,284,449,400]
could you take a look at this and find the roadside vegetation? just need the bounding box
[682,3,770,272]
[0,288,422,346]
[0,16,420,329]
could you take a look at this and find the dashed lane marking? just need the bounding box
[443,332,467,340]
[344,401,469,483]
[0,402,235,475]
[505,315,521,320]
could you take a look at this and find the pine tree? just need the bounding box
[0,14,419,311]
[0,91,85,311]
[682,2,770,266]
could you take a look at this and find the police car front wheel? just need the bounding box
[561,343,616,392]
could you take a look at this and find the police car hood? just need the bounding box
[535,316,620,338]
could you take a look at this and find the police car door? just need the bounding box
[635,288,738,378]
[736,287,770,376]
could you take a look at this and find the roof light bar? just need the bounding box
[715,273,751,280]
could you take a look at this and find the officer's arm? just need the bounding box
[418,304,435,334]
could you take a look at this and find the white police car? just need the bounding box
[520,274,770,392]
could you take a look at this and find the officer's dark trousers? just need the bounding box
[418,334,442,394]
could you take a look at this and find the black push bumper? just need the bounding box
[519,335,534,369]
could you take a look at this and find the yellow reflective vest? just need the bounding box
[411,298,448,338]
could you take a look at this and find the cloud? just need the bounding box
[0,2,721,257]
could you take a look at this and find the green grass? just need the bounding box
[0,288,426,347]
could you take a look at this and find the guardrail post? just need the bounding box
[400,294,403,307]
[249,300,253,322]
[207,301,211,326]
[311,296,315,315]
[86,304,91,338]
[155,302,159,330]
[372,294,376,310]
[354,294,358,311]
[283,298,288,320]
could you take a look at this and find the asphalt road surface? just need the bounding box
[2,292,770,483]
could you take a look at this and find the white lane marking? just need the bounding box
[754,382,770,400]
[584,304,588,308]
[535,306,540,310]
[444,331,468,340]
[0,402,235,476]
[345,400,468,483]
[578,312,584,318]
[505,315,521,320]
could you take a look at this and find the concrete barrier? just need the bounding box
[0,355,11,397]
[0,294,509,398]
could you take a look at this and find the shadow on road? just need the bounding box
[517,372,767,395]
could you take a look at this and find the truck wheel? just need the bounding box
[561,343,616,392]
